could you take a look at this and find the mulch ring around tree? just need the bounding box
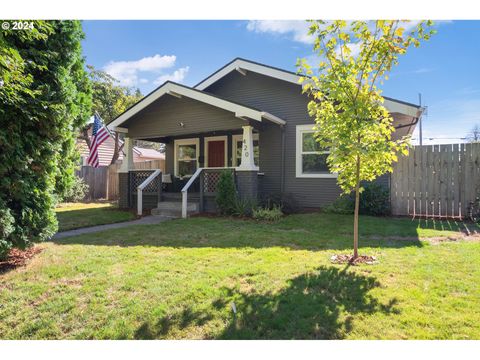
[330,254,377,265]
[0,247,42,274]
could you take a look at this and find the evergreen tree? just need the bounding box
[0,20,92,258]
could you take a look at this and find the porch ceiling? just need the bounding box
[392,112,419,139]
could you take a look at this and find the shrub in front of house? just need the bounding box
[260,192,300,215]
[231,197,258,217]
[215,170,260,217]
[324,183,391,216]
[60,175,89,203]
[215,170,237,215]
[324,195,355,215]
[252,204,283,222]
[359,183,391,216]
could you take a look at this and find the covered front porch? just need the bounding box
[109,81,285,216]
[118,124,264,216]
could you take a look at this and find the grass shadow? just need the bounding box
[134,265,398,339]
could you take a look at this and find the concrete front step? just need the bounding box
[151,201,199,218]
[162,192,200,201]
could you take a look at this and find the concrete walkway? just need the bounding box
[53,215,173,239]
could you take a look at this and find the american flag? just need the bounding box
[87,114,110,168]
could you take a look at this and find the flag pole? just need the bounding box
[95,111,114,137]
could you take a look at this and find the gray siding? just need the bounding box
[205,71,341,208]
[125,95,247,139]
[258,123,282,195]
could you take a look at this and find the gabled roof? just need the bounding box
[108,58,422,133]
[194,57,300,90]
[134,147,165,159]
[194,57,423,119]
[108,81,285,131]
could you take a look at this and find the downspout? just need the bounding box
[281,125,286,194]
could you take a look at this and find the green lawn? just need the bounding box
[1,213,479,339]
[55,202,135,231]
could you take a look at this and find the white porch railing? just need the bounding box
[181,168,203,219]
[181,167,234,219]
[137,169,162,216]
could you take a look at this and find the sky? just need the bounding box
[82,20,480,144]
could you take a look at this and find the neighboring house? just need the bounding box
[108,58,422,215]
[77,125,165,166]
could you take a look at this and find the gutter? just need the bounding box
[393,106,425,135]
[261,111,287,126]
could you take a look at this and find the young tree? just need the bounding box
[298,20,435,259]
[0,20,92,258]
[85,66,144,164]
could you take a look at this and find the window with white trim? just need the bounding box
[174,138,199,178]
[232,134,259,167]
[296,125,336,178]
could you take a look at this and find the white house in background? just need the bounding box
[77,125,165,167]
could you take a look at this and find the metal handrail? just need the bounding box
[137,169,162,215]
[181,167,234,218]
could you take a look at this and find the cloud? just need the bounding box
[246,20,314,44]
[104,54,177,87]
[153,66,190,85]
[247,20,449,49]
[340,42,362,58]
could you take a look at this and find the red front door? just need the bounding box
[207,140,225,167]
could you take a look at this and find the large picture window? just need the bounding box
[296,125,336,178]
[174,138,199,178]
[232,134,259,167]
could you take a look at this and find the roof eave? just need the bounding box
[108,82,286,132]
[195,58,300,91]
[107,82,271,131]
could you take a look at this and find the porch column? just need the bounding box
[119,137,134,173]
[236,125,258,202]
[118,137,134,209]
[237,125,258,171]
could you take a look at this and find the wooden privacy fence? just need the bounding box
[76,166,109,200]
[391,143,480,218]
[76,159,165,201]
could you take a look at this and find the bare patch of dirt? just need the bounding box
[330,254,377,265]
[0,247,43,274]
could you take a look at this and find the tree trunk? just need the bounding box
[79,126,91,149]
[110,132,122,165]
[353,154,360,259]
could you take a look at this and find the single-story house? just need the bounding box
[108,58,422,216]
[77,124,165,167]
